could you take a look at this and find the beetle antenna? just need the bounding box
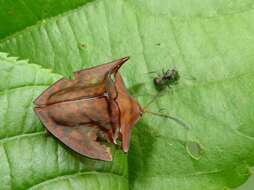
[143,90,166,110]
[144,110,190,129]
[142,87,190,129]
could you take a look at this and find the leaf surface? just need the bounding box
[0,0,254,189]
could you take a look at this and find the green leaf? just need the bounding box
[0,53,128,190]
[0,0,254,189]
[235,167,254,190]
[0,0,94,39]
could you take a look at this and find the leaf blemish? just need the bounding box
[185,141,204,160]
[78,43,86,49]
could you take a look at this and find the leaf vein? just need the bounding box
[2,144,13,190]
[27,171,127,190]
[0,131,46,144]
[0,84,50,96]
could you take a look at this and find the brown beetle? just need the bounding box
[34,57,188,161]
[34,57,144,161]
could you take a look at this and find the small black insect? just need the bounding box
[153,68,180,90]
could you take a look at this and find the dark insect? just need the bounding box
[34,57,188,161]
[153,68,180,90]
